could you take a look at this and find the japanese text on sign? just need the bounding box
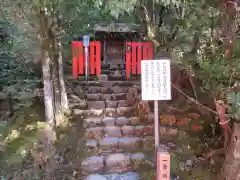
[141,59,171,100]
[157,151,170,180]
[162,161,169,179]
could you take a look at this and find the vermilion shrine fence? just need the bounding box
[72,41,101,79]
[72,41,153,80]
[125,42,153,79]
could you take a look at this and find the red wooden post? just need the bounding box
[142,43,148,60]
[126,42,132,80]
[137,42,142,75]
[142,42,153,60]
[131,42,137,75]
[147,42,153,59]
[95,41,101,76]
[90,42,95,75]
[78,42,84,75]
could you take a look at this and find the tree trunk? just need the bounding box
[42,54,55,130]
[49,12,67,127]
[218,123,240,180]
[38,7,61,179]
[58,42,69,115]
[42,53,56,177]
[52,54,65,127]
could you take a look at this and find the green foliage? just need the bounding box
[60,0,131,60]
[0,106,45,168]
[0,3,42,171]
[228,92,240,120]
[0,53,40,111]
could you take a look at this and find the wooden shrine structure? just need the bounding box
[72,23,153,80]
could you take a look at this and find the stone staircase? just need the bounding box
[71,81,155,180]
[68,80,214,180]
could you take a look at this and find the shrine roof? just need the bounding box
[94,23,140,33]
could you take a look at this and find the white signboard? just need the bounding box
[141,59,171,100]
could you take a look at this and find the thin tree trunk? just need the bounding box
[39,8,57,177]
[49,12,66,127]
[42,54,55,136]
[52,51,65,127]
[58,42,70,115]
[42,53,56,177]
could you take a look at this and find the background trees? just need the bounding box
[0,0,240,179]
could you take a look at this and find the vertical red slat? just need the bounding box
[137,42,142,75]
[81,42,85,75]
[95,41,101,76]
[72,41,78,79]
[90,42,95,75]
[78,42,84,75]
[147,42,153,59]
[131,42,137,75]
[126,42,132,80]
[142,42,148,60]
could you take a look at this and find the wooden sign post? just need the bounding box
[141,59,171,180]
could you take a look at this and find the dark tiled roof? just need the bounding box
[94,23,140,33]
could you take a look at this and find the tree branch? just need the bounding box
[16,3,36,29]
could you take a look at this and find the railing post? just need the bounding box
[90,42,95,75]
[142,42,153,61]
[137,42,142,75]
[78,42,84,75]
[147,42,153,60]
[131,42,137,76]
[95,41,101,77]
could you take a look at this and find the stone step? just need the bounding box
[87,100,132,109]
[70,83,140,95]
[84,133,180,153]
[85,136,155,151]
[83,116,154,129]
[84,125,154,139]
[86,93,127,101]
[67,80,141,88]
[81,153,145,174]
[73,107,135,117]
[73,109,103,116]
[73,83,140,94]
[84,172,139,180]
[86,86,128,94]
